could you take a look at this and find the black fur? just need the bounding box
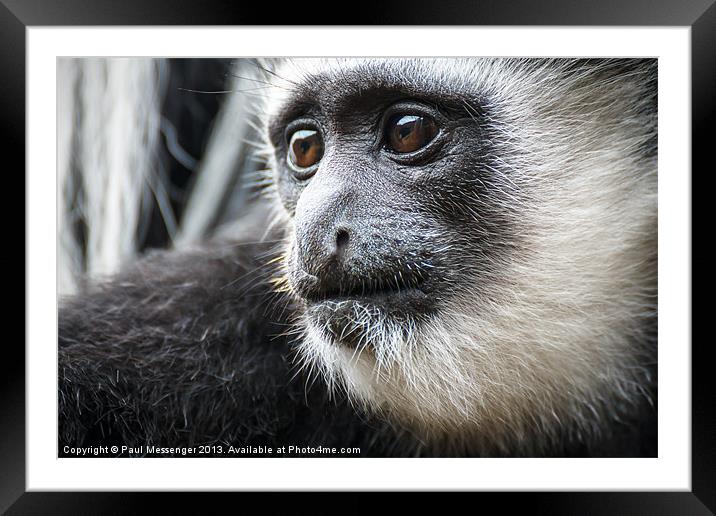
[58,239,427,457]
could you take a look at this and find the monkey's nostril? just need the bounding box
[335,228,350,253]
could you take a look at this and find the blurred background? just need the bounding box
[57,58,269,295]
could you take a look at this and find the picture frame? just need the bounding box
[6,0,709,511]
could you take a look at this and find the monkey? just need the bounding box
[58,58,657,457]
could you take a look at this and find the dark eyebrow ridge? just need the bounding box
[268,64,485,143]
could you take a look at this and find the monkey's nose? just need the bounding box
[334,227,351,257]
[292,226,354,300]
[315,226,353,266]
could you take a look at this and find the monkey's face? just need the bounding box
[264,58,657,445]
[267,60,515,360]
[270,85,503,343]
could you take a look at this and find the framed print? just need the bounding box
[5,0,711,511]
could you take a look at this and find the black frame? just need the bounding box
[5,0,710,512]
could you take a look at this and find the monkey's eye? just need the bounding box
[385,114,439,154]
[287,129,324,172]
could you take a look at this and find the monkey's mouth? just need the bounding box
[295,268,431,308]
[294,270,435,347]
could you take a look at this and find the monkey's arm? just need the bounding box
[58,241,380,456]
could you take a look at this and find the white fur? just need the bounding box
[57,58,165,293]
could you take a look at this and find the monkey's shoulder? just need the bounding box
[58,241,404,457]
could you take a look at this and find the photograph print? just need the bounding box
[57,57,657,458]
